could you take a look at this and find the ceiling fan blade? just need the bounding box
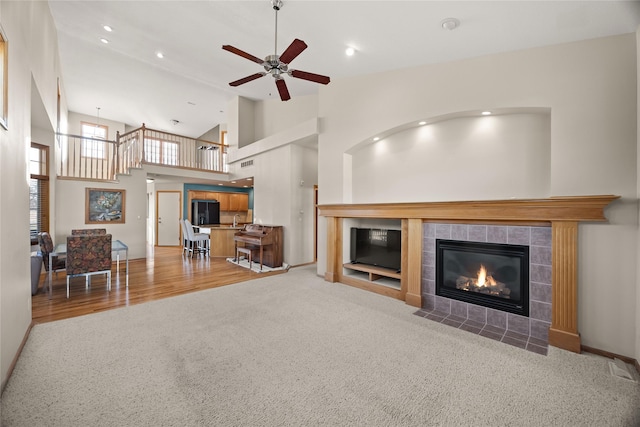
[229,73,266,87]
[275,78,291,101]
[279,38,308,64]
[222,45,264,65]
[290,69,331,85]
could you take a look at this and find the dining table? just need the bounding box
[47,239,129,298]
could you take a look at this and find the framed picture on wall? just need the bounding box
[85,188,126,224]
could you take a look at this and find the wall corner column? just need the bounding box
[548,221,581,353]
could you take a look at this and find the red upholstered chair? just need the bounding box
[65,234,112,298]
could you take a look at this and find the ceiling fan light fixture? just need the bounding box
[222,0,330,101]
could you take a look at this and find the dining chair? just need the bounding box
[66,234,112,298]
[37,232,66,277]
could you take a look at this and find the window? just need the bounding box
[144,138,178,166]
[30,144,49,244]
[81,121,108,158]
[0,24,8,130]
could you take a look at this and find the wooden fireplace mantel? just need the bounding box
[318,195,620,353]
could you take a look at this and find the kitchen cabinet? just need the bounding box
[216,193,230,211]
[229,193,248,211]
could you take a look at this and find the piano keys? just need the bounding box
[234,224,283,269]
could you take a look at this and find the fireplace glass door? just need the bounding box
[436,239,529,316]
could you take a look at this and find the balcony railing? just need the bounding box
[56,124,228,181]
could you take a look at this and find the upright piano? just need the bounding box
[234,224,283,269]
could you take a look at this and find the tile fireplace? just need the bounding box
[422,223,552,350]
[318,195,619,353]
[436,239,529,317]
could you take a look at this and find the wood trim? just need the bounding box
[319,196,620,354]
[2,321,34,394]
[550,221,578,334]
[581,345,639,372]
[405,218,422,307]
[340,274,404,300]
[324,217,340,282]
[318,195,619,221]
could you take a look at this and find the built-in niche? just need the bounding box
[348,111,551,204]
[342,218,402,290]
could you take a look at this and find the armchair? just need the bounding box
[66,233,112,298]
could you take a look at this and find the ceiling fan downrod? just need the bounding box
[272,0,283,57]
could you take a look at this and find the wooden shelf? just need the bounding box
[343,263,401,281]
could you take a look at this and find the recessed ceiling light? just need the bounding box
[419,121,426,125]
[481,111,492,116]
[100,38,109,44]
[218,183,224,186]
[441,18,460,31]
[373,137,380,141]
[103,25,113,32]
[156,52,164,59]
[243,185,249,188]
[231,181,237,184]
[345,47,355,56]
[247,178,253,181]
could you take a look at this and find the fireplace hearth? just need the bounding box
[436,239,529,317]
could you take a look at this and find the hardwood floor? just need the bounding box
[32,246,286,324]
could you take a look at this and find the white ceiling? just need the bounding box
[47,1,640,139]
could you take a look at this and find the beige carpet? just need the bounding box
[2,265,639,426]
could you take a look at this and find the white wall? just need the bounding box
[227,94,320,267]
[67,111,126,139]
[317,34,638,358]
[289,144,318,264]
[350,112,551,203]
[636,26,640,365]
[0,1,63,386]
[55,169,148,260]
[254,94,318,140]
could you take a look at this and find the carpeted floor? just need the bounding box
[2,265,639,426]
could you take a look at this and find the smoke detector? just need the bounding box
[441,18,460,31]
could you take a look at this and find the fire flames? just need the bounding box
[456,264,510,298]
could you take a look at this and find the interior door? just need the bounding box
[157,191,181,246]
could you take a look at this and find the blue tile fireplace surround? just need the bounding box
[417,223,552,355]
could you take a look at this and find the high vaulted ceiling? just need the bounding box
[48,1,640,139]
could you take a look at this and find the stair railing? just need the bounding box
[56,124,228,180]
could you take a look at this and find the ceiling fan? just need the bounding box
[222,0,330,101]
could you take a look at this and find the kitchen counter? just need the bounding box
[197,225,244,257]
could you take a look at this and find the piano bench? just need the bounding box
[236,247,254,269]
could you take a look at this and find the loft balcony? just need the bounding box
[55,124,228,181]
